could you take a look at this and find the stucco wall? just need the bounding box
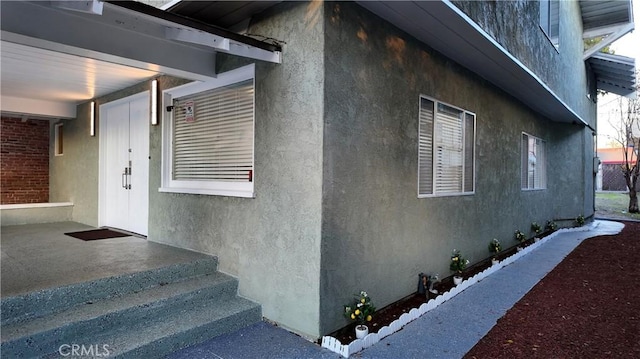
[451,0,596,126]
[49,104,98,226]
[319,2,593,334]
[148,2,325,338]
[49,77,187,227]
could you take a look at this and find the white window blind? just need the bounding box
[521,133,546,190]
[160,64,255,198]
[172,80,254,182]
[418,96,475,197]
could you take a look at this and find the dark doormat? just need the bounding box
[65,228,131,241]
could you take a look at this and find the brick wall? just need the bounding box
[1,117,50,204]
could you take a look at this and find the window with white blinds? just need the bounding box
[418,96,475,197]
[521,133,546,190]
[160,64,255,198]
[172,80,253,182]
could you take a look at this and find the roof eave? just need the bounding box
[357,0,588,126]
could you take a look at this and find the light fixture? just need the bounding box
[151,79,158,125]
[90,101,95,136]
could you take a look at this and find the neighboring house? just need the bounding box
[1,0,636,339]
[597,147,639,191]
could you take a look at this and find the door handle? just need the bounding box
[122,169,127,189]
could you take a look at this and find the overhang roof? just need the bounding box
[581,0,634,43]
[579,0,636,98]
[0,0,281,119]
[357,0,588,125]
[163,1,282,30]
[588,53,636,97]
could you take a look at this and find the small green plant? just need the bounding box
[576,215,585,226]
[545,220,557,231]
[514,229,526,243]
[344,291,375,324]
[488,238,502,258]
[450,249,469,275]
[531,222,542,235]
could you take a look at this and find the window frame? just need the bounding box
[521,132,547,191]
[418,95,476,198]
[160,64,255,198]
[539,0,560,50]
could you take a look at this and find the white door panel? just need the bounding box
[99,92,149,236]
[128,96,149,235]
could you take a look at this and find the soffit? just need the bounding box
[588,53,636,97]
[1,41,158,103]
[357,0,587,125]
[580,0,633,34]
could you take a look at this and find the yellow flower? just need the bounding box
[366,315,372,322]
[351,313,355,320]
[355,309,360,315]
[361,298,366,304]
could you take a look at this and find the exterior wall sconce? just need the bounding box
[90,101,96,136]
[151,79,158,125]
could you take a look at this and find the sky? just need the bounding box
[596,0,640,148]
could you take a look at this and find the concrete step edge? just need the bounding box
[1,271,238,347]
[1,257,219,326]
[43,297,262,359]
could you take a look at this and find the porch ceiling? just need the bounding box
[0,0,280,119]
[356,0,588,126]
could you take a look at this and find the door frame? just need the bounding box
[98,91,150,234]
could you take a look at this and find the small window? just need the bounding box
[160,64,255,198]
[418,96,475,197]
[54,123,63,156]
[540,0,559,49]
[521,133,546,190]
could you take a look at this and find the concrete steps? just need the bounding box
[1,257,261,358]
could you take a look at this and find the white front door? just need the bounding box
[99,92,149,236]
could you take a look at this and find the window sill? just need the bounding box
[418,192,475,198]
[159,187,255,198]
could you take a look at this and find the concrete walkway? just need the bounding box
[168,220,624,359]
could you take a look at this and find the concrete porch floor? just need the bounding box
[1,222,211,297]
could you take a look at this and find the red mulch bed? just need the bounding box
[465,221,640,358]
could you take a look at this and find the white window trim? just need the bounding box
[521,132,547,191]
[160,64,255,198]
[418,95,476,198]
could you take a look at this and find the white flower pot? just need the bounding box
[516,246,523,252]
[453,276,463,286]
[491,258,499,266]
[355,324,369,339]
[534,237,540,242]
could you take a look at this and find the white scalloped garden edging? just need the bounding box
[321,223,596,358]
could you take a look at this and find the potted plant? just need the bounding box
[449,249,469,285]
[576,214,585,226]
[545,220,557,232]
[531,222,542,241]
[343,291,375,339]
[488,238,501,265]
[514,229,526,251]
